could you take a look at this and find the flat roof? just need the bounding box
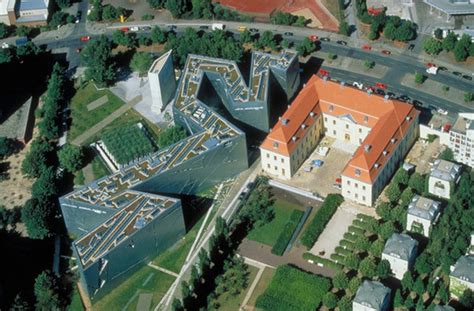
[423,0,474,15]
[18,0,48,11]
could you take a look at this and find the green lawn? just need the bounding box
[91,155,110,180]
[214,265,259,311]
[92,266,175,311]
[152,214,205,274]
[247,267,276,308]
[66,286,84,311]
[69,83,125,142]
[247,199,302,246]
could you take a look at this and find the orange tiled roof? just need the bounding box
[261,75,419,184]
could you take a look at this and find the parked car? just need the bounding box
[426,62,436,67]
[199,25,209,30]
[362,44,371,50]
[376,82,387,89]
[320,37,330,42]
[249,28,259,33]
[337,40,347,45]
[167,25,177,30]
[376,89,385,96]
[462,75,472,81]
[437,108,448,115]
[319,69,329,76]
[412,99,423,107]
[80,36,90,42]
[284,32,293,36]
[398,94,410,102]
[387,91,396,98]
[130,26,139,32]
[309,35,318,42]
[141,26,151,31]
[407,44,415,51]
[120,27,129,32]
[381,50,391,55]
[453,71,462,77]
[352,81,363,89]
[311,159,324,167]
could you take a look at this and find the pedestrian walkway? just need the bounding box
[71,95,142,146]
[147,262,179,278]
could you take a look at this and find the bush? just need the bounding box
[271,210,304,256]
[348,225,365,235]
[335,246,353,257]
[386,182,401,204]
[343,232,358,242]
[415,72,425,84]
[339,239,355,249]
[330,253,346,263]
[255,265,331,310]
[300,194,343,249]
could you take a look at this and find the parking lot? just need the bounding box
[279,137,355,198]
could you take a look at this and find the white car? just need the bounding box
[426,66,438,75]
[130,26,139,32]
[352,81,363,90]
[1,42,9,49]
[437,108,448,115]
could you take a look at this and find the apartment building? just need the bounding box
[406,195,442,237]
[261,75,419,206]
[428,159,461,199]
[449,113,474,167]
[449,255,474,299]
[352,280,391,311]
[382,233,418,279]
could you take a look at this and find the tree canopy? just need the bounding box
[130,52,154,75]
[34,270,60,310]
[81,36,116,87]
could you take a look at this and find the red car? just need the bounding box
[376,82,387,90]
[426,62,436,67]
[335,178,342,184]
[381,50,391,55]
[309,35,318,42]
[319,69,329,76]
[80,36,90,42]
[362,44,371,50]
[120,27,129,32]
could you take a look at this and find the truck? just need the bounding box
[212,23,225,30]
[15,37,28,46]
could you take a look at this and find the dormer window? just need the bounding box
[355,169,361,176]
[383,150,388,156]
[406,116,411,122]
[292,136,297,142]
[310,112,315,117]
[374,163,379,169]
[301,124,306,129]
[273,142,279,148]
[391,138,397,144]
[329,105,334,112]
[364,116,369,123]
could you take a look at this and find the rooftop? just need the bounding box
[18,0,48,11]
[451,113,474,134]
[261,75,419,184]
[430,159,461,182]
[383,233,418,261]
[451,255,474,283]
[353,280,391,310]
[0,97,33,141]
[423,0,474,15]
[407,195,441,221]
[149,50,172,74]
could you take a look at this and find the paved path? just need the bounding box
[71,95,142,146]
[147,262,179,278]
[239,257,271,311]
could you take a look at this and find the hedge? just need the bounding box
[357,213,375,222]
[352,218,366,229]
[335,246,353,257]
[255,265,331,311]
[271,210,304,256]
[300,194,344,249]
[348,225,365,235]
[302,253,343,270]
[339,239,355,249]
[330,253,346,263]
[343,232,358,242]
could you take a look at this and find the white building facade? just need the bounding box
[148,50,177,113]
[449,113,474,167]
[382,233,418,279]
[406,195,442,237]
[428,159,461,199]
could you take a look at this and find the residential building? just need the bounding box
[260,75,419,206]
[148,50,177,113]
[61,50,300,301]
[367,0,414,21]
[428,159,461,199]
[449,255,474,298]
[424,0,474,21]
[352,280,391,311]
[433,306,455,311]
[0,0,48,25]
[0,0,15,25]
[406,195,442,237]
[448,113,474,167]
[382,233,418,279]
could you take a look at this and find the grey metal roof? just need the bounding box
[383,233,418,261]
[433,305,455,311]
[451,255,474,283]
[423,0,474,15]
[18,0,48,11]
[353,280,391,310]
[407,195,441,221]
[430,159,461,182]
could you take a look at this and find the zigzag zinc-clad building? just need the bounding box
[59,50,300,301]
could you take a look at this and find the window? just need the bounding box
[362,185,366,190]
[346,124,349,129]
[274,156,277,161]
[324,117,327,122]
[355,183,358,188]
[267,164,270,169]
[266,153,269,158]
[281,158,284,163]
[359,128,362,133]
[355,193,358,199]
[355,169,361,176]
[274,166,277,170]
[329,105,334,112]
[282,168,285,175]
[333,130,336,135]
[333,120,336,125]
[347,180,351,185]
[362,196,366,201]
[364,116,368,123]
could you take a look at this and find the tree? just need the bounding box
[339,20,350,36]
[55,0,71,9]
[81,36,116,87]
[377,259,391,279]
[437,281,449,303]
[379,221,396,240]
[345,253,360,270]
[439,148,454,161]
[0,137,16,158]
[413,277,425,296]
[383,22,397,41]
[171,298,184,311]
[48,11,71,29]
[460,289,474,309]
[423,37,442,55]
[215,256,249,296]
[0,47,14,64]
[259,31,277,50]
[415,72,425,84]
[158,125,187,148]
[239,29,252,44]
[415,253,433,275]
[363,60,375,69]
[433,28,443,40]
[332,271,349,289]
[58,144,84,173]
[401,271,414,292]
[130,52,153,75]
[409,172,425,194]
[22,139,53,178]
[442,31,457,52]
[359,256,377,278]
[296,37,316,56]
[416,297,425,310]
[21,198,54,239]
[394,20,416,41]
[280,39,291,49]
[34,271,60,311]
[394,289,404,307]
[165,0,189,17]
[16,41,42,57]
[368,29,378,40]
[386,182,401,204]
[151,26,167,44]
[464,92,474,103]
[0,22,11,39]
[400,187,414,207]
[355,235,370,252]
[32,167,57,201]
[393,168,410,186]
[370,239,385,257]
[15,25,32,37]
[323,292,337,309]
[376,202,392,220]
[348,277,362,295]
[112,30,137,48]
[404,296,415,309]
[453,34,472,62]
[338,296,352,311]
